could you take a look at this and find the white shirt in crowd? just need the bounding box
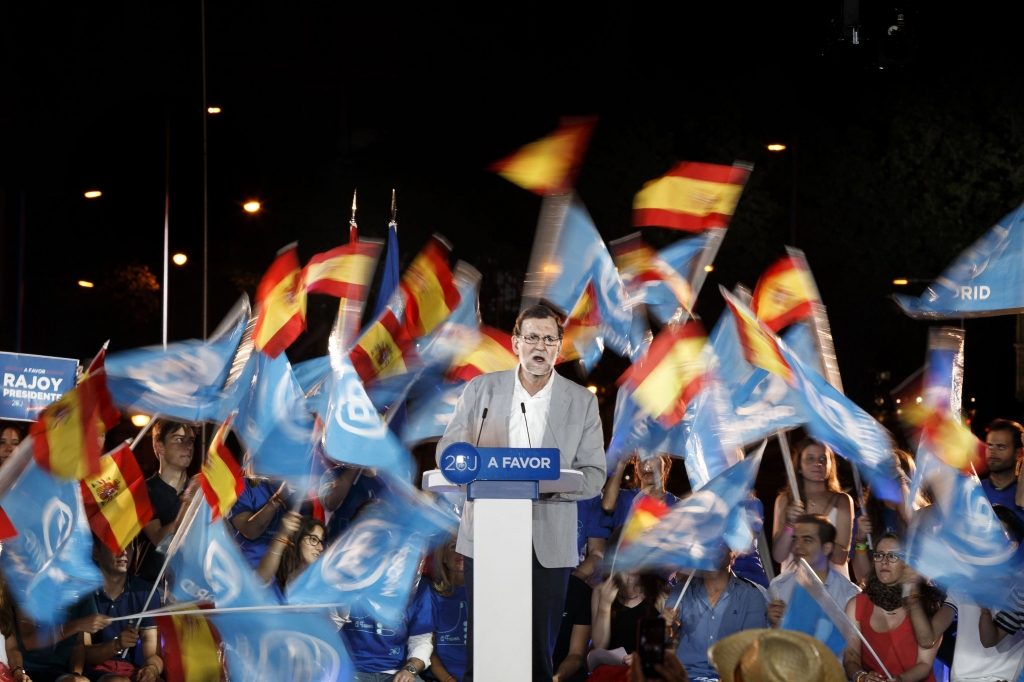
[946,590,1024,682]
[767,566,861,613]
[508,369,553,448]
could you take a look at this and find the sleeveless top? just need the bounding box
[780,494,850,579]
[609,600,649,654]
[855,593,935,682]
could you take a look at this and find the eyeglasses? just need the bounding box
[517,333,561,347]
[872,551,902,563]
[301,534,324,549]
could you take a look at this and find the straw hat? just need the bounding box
[708,629,846,682]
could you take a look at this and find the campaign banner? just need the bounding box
[0,351,79,422]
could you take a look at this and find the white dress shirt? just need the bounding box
[508,368,554,448]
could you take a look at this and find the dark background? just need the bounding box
[2,3,1021,514]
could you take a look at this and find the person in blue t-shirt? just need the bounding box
[256,511,326,603]
[574,495,612,582]
[342,578,434,681]
[425,537,467,682]
[229,476,289,566]
[984,419,1024,522]
[319,466,386,542]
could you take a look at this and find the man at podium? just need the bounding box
[437,304,606,682]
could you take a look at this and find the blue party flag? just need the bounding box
[523,197,635,359]
[780,560,859,658]
[0,440,104,624]
[895,202,1024,318]
[400,380,467,447]
[105,298,255,423]
[286,489,457,626]
[614,447,763,572]
[673,377,745,491]
[234,351,316,482]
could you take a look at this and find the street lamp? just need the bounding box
[767,144,786,152]
[172,253,188,266]
[84,190,102,198]
[78,280,94,288]
[207,107,222,114]
[243,201,261,213]
[131,414,151,427]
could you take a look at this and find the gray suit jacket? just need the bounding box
[436,368,606,568]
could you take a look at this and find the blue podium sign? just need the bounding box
[0,352,79,422]
[440,442,559,486]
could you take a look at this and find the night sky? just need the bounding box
[2,1,1023,454]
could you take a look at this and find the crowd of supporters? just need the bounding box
[2,415,1024,682]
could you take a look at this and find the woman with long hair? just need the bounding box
[843,533,941,682]
[604,453,678,527]
[851,450,917,583]
[425,536,467,682]
[256,511,326,600]
[771,438,854,577]
[0,422,25,468]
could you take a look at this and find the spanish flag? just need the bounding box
[611,234,694,313]
[253,243,307,359]
[901,405,983,471]
[31,346,120,480]
[199,419,245,521]
[349,309,418,385]
[155,605,225,682]
[81,443,154,554]
[619,321,708,427]
[722,286,794,383]
[633,161,751,232]
[449,326,517,382]
[751,255,819,332]
[620,495,670,547]
[0,506,16,540]
[488,117,597,195]
[400,236,461,338]
[559,280,602,365]
[300,240,381,300]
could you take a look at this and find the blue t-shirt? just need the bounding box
[429,583,468,681]
[611,488,679,530]
[89,575,157,668]
[320,469,386,542]
[576,496,613,561]
[982,478,1024,522]
[229,479,284,567]
[342,579,435,673]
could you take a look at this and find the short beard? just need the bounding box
[522,361,552,376]
[988,458,1016,474]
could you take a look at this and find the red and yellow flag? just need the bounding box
[31,347,120,480]
[901,405,984,471]
[751,255,819,333]
[156,606,225,682]
[300,240,381,300]
[611,234,694,313]
[400,236,461,339]
[349,309,417,385]
[633,161,750,232]
[253,244,307,359]
[449,326,517,382]
[559,280,602,365]
[620,495,670,546]
[723,289,794,383]
[0,506,16,541]
[199,419,245,521]
[488,117,597,195]
[81,443,153,554]
[619,321,708,427]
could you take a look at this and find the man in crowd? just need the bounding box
[664,552,768,682]
[83,539,163,681]
[982,419,1024,521]
[136,420,195,581]
[437,304,606,682]
[767,514,860,628]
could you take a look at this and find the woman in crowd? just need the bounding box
[0,422,25,468]
[851,450,918,583]
[603,453,678,527]
[257,511,326,601]
[843,533,941,682]
[772,438,854,577]
[589,535,671,682]
[425,537,467,682]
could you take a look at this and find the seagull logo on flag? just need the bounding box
[41,497,74,557]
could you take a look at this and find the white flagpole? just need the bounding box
[106,602,350,623]
[671,570,696,611]
[776,429,800,504]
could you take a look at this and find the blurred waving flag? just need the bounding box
[523,198,634,358]
[674,377,745,491]
[400,381,467,447]
[558,279,606,372]
[751,254,819,333]
[105,298,255,423]
[0,506,15,540]
[0,443,104,624]
[780,559,860,657]
[614,447,763,572]
[488,117,597,195]
[449,326,517,382]
[349,309,417,385]
[633,161,751,232]
[154,605,225,682]
[619,321,709,427]
[81,443,153,554]
[400,235,461,338]
[234,351,316,482]
[619,495,670,547]
[895,201,1024,319]
[300,240,381,300]
[31,345,120,480]
[199,419,245,521]
[253,243,307,358]
[722,286,795,383]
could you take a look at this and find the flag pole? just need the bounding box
[106,602,351,623]
[671,570,696,611]
[776,429,800,504]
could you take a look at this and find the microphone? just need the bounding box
[520,402,533,448]
[475,407,489,447]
